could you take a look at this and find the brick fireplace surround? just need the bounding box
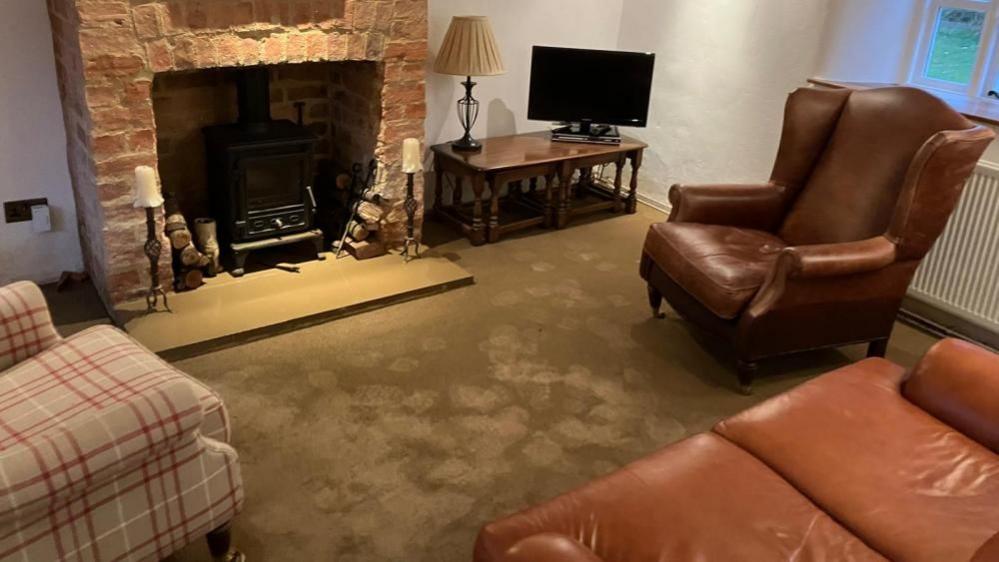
[46,0,428,309]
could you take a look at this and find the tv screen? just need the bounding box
[528,46,655,128]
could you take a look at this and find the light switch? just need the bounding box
[31,204,51,233]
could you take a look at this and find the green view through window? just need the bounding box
[926,7,986,84]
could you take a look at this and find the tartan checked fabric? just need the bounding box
[0,284,243,561]
[0,282,62,372]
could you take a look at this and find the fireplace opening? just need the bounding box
[152,61,385,279]
[204,67,322,276]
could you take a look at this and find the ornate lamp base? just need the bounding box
[452,76,482,152]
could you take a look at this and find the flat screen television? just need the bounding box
[528,46,655,129]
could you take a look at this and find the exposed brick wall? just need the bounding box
[45,0,428,309]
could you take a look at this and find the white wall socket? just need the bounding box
[31,204,51,233]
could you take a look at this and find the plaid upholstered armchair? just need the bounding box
[0,281,244,561]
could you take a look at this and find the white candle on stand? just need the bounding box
[133,166,164,208]
[402,138,423,173]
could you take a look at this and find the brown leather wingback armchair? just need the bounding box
[640,86,994,392]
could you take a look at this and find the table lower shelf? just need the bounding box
[433,181,633,245]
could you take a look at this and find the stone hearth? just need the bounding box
[46,0,428,309]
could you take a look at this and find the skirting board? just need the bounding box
[900,296,999,353]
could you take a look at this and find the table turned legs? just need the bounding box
[543,172,556,228]
[471,173,487,245]
[613,156,626,212]
[556,162,574,229]
[488,175,502,243]
[627,150,643,214]
[434,165,444,213]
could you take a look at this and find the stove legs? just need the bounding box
[313,236,327,261]
[232,251,248,278]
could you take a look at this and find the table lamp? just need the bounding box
[434,16,505,152]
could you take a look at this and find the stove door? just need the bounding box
[242,153,307,213]
[232,146,314,242]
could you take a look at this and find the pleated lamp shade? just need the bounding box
[434,16,506,77]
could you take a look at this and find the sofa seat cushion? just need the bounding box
[714,358,999,562]
[643,223,786,319]
[61,326,231,443]
[475,433,884,562]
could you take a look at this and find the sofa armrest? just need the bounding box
[903,338,999,453]
[781,236,897,279]
[668,183,788,230]
[0,281,61,371]
[499,534,604,562]
[0,377,203,525]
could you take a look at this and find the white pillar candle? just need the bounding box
[133,165,164,208]
[402,138,423,173]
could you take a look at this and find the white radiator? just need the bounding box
[907,161,999,338]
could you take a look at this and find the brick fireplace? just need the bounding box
[46,0,428,309]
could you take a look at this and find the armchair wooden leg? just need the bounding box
[736,360,757,395]
[867,337,890,358]
[207,523,244,562]
[648,285,665,319]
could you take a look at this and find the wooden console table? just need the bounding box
[431,131,647,245]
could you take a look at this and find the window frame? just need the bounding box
[910,0,999,97]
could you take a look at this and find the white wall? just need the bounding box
[615,0,831,205]
[815,0,920,84]
[426,1,830,208]
[426,0,625,147]
[0,0,83,286]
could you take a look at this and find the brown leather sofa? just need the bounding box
[640,86,994,391]
[474,338,999,562]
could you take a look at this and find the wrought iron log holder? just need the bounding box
[143,207,170,313]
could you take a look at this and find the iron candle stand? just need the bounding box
[402,172,421,260]
[143,207,170,313]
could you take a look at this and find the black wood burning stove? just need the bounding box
[204,67,324,277]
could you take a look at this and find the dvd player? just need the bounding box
[551,124,622,145]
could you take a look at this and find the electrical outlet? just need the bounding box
[4,198,48,224]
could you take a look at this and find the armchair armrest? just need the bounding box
[668,183,788,231]
[903,338,999,453]
[0,377,203,525]
[0,282,61,371]
[780,236,897,279]
[499,534,604,562]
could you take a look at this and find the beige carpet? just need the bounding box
[163,205,938,561]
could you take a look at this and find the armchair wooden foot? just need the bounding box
[207,523,244,562]
[736,361,757,395]
[867,338,890,359]
[648,285,666,319]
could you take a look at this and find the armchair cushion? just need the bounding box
[715,358,999,562]
[643,223,786,319]
[0,282,61,372]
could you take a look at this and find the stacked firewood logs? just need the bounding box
[333,161,388,259]
[164,202,211,291]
